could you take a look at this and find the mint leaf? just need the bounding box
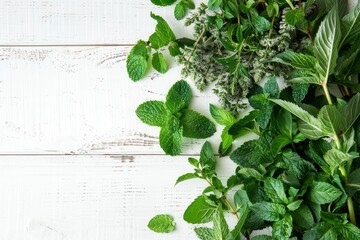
[250,202,286,222]
[174,2,186,20]
[249,93,273,129]
[180,109,216,139]
[168,42,181,57]
[151,0,177,6]
[152,52,168,74]
[272,51,318,71]
[238,168,263,181]
[317,105,344,139]
[293,83,309,103]
[208,0,222,10]
[253,15,271,32]
[342,93,360,134]
[194,227,214,240]
[308,181,342,204]
[227,204,249,240]
[147,214,175,233]
[213,206,229,240]
[291,205,314,231]
[175,173,198,185]
[136,100,169,127]
[210,104,236,126]
[166,80,192,113]
[272,214,293,240]
[285,8,304,26]
[339,223,360,239]
[160,117,183,156]
[149,13,176,49]
[126,40,150,81]
[264,76,280,98]
[200,141,216,171]
[341,2,360,45]
[264,177,288,204]
[183,195,216,224]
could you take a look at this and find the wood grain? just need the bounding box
[0,46,222,154]
[0,154,238,240]
[0,0,200,45]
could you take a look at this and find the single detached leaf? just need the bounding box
[152,52,168,74]
[264,177,288,204]
[150,0,177,6]
[250,202,286,222]
[213,206,229,240]
[166,80,192,113]
[136,100,169,127]
[180,109,216,139]
[175,173,198,185]
[253,15,271,32]
[272,214,293,240]
[208,0,222,10]
[194,227,214,240]
[210,104,236,126]
[127,40,150,81]
[272,51,318,71]
[159,117,183,156]
[174,2,186,20]
[341,2,360,45]
[307,181,342,204]
[147,214,175,233]
[183,195,216,224]
[314,7,341,83]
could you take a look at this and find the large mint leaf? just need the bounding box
[249,93,273,129]
[159,117,183,156]
[250,202,286,222]
[166,80,192,113]
[183,196,216,224]
[151,0,176,6]
[272,214,293,240]
[180,109,216,139]
[147,214,176,233]
[213,206,229,240]
[291,205,314,231]
[272,51,318,71]
[341,2,360,45]
[307,181,342,204]
[314,7,341,83]
[149,13,176,49]
[136,100,169,127]
[126,40,149,81]
[174,2,186,20]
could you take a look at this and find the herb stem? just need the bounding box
[339,165,357,226]
[185,27,206,69]
[322,84,333,105]
[285,0,295,9]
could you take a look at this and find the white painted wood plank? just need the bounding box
[0,46,222,154]
[0,0,200,45]
[0,154,238,240]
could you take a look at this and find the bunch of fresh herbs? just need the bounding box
[128,0,360,239]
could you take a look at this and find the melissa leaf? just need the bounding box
[166,80,192,113]
[147,214,176,233]
[152,52,168,74]
[180,109,216,138]
[183,195,216,224]
[159,117,183,156]
[136,100,169,127]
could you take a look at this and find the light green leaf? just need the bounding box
[180,109,216,138]
[136,100,169,127]
[342,93,360,134]
[264,177,288,204]
[234,190,250,209]
[175,173,198,185]
[195,227,214,240]
[341,2,360,45]
[308,181,342,204]
[285,8,304,26]
[166,80,192,113]
[272,51,318,71]
[126,40,149,81]
[317,105,344,139]
[151,0,177,6]
[149,13,176,49]
[159,117,183,156]
[238,168,263,181]
[152,52,168,74]
[314,7,341,83]
[272,214,293,240]
[184,195,216,224]
[250,202,286,222]
[253,15,271,32]
[208,0,222,10]
[339,223,360,239]
[287,200,303,211]
[174,2,186,20]
[213,206,229,240]
[210,104,236,126]
[200,141,216,171]
[324,149,357,174]
[226,204,249,240]
[147,214,175,233]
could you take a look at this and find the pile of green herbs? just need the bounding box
[127,0,360,239]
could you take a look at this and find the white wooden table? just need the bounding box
[0,1,240,239]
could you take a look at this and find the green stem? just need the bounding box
[285,0,295,9]
[339,165,357,226]
[322,84,333,105]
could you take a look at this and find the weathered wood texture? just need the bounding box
[0,46,221,154]
[0,154,237,239]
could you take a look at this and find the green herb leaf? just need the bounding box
[226,204,249,240]
[150,0,177,6]
[147,214,176,233]
[174,2,187,20]
[159,117,183,156]
[252,15,271,32]
[339,223,360,239]
[291,205,314,231]
[200,141,216,171]
[249,94,273,129]
[264,177,288,204]
[230,140,262,167]
[303,222,336,240]
[149,13,176,49]
[168,42,181,57]
[183,195,216,224]
[250,202,286,222]
[213,206,229,240]
[251,236,272,240]
[307,181,342,204]
[180,109,216,139]
[272,51,318,71]
[317,105,344,139]
[166,80,192,113]
[342,93,360,134]
[210,104,236,126]
[208,0,222,10]
[272,214,293,240]
[341,2,360,45]
[285,8,304,26]
[127,40,149,81]
[324,149,357,174]
[238,168,263,181]
[287,200,303,211]
[136,100,169,127]
[175,173,198,185]
[152,52,168,74]
[194,227,214,240]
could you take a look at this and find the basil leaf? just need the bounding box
[147,214,176,233]
[183,195,216,224]
[152,52,168,74]
[159,117,183,156]
[136,100,169,127]
[307,181,342,204]
[166,80,192,113]
[210,104,236,126]
[180,109,216,139]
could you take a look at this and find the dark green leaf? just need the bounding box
[183,0,195,9]
[166,80,192,113]
[152,52,168,74]
[307,181,342,204]
[303,222,335,240]
[210,104,236,126]
[264,76,280,98]
[250,94,273,129]
[180,109,216,138]
[168,42,181,57]
[174,2,186,20]
[292,83,309,103]
[291,205,314,231]
[230,140,262,167]
[195,227,214,240]
[252,15,271,32]
[228,110,259,135]
[282,151,316,182]
[150,0,177,6]
[276,108,293,138]
[136,100,169,127]
[272,214,293,240]
[264,177,288,204]
[147,214,175,233]
[159,117,183,156]
[183,195,216,224]
[250,202,286,222]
